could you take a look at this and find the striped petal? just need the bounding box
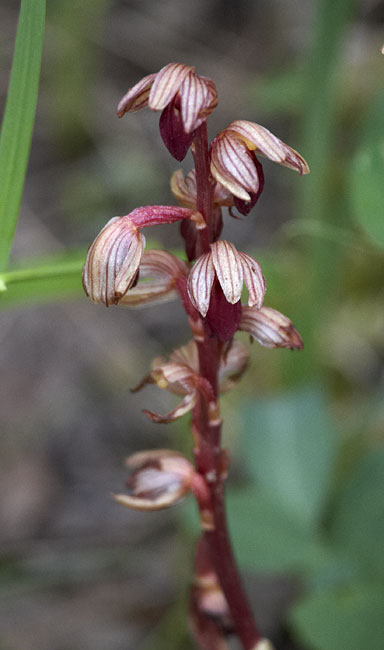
[238,252,266,309]
[210,132,260,201]
[149,62,193,110]
[239,306,303,349]
[187,252,215,317]
[228,120,310,174]
[82,216,145,306]
[143,392,196,423]
[210,240,243,304]
[180,73,218,133]
[117,73,156,116]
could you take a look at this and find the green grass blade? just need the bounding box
[0,0,46,272]
[0,251,85,308]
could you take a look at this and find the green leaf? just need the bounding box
[240,387,339,531]
[290,583,384,650]
[0,251,85,308]
[348,92,384,249]
[0,0,46,271]
[227,487,328,573]
[330,449,384,580]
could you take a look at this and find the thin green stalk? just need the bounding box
[0,0,46,272]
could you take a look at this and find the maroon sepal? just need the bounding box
[180,219,198,261]
[234,156,264,215]
[159,97,195,161]
[204,282,242,341]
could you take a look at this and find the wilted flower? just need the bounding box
[113,449,195,511]
[239,305,303,349]
[117,63,218,160]
[119,249,188,307]
[133,340,218,423]
[210,120,309,214]
[83,206,201,306]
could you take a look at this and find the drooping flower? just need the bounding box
[118,249,188,308]
[82,205,202,306]
[117,63,218,160]
[133,339,248,423]
[239,305,303,349]
[210,120,309,215]
[187,240,265,340]
[113,449,196,510]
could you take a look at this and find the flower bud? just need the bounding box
[113,449,195,511]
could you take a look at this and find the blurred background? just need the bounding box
[1,1,384,649]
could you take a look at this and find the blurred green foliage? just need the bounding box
[1,1,383,649]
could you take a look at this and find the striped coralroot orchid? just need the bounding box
[210,119,309,215]
[83,63,309,650]
[113,449,201,511]
[117,62,218,160]
[239,306,304,350]
[82,206,201,306]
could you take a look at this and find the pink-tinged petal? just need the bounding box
[119,250,187,308]
[211,240,243,304]
[114,233,146,299]
[117,73,157,117]
[114,449,194,511]
[218,340,249,392]
[159,98,195,160]
[233,156,265,215]
[82,216,145,306]
[238,252,266,309]
[149,62,194,110]
[210,132,260,201]
[118,282,178,307]
[169,340,199,373]
[138,249,188,279]
[228,120,310,175]
[239,305,303,349]
[171,169,197,208]
[187,252,215,317]
[180,73,218,133]
[143,391,196,423]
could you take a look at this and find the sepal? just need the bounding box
[239,305,303,349]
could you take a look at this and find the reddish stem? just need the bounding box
[189,125,260,650]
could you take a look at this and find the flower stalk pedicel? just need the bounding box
[83,62,309,650]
